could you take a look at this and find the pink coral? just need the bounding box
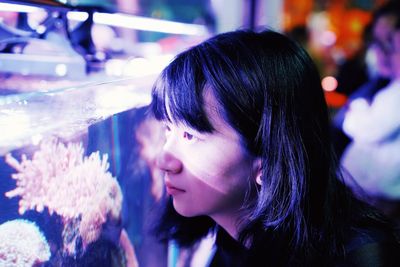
[5,138,123,255]
[0,219,50,266]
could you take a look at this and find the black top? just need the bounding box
[209,226,400,267]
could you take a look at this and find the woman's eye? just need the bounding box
[183,132,194,140]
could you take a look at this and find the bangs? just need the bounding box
[151,49,214,132]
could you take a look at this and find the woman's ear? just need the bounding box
[253,158,262,186]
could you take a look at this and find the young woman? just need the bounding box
[150,29,400,266]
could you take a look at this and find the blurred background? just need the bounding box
[1,1,400,266]
[0,0,391,107]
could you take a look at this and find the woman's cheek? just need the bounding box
[180,145,222,179]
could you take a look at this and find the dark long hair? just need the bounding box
[151,29,386,264]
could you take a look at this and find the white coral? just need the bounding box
[5,138,123,254]
[0,219,50,267]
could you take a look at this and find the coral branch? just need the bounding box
[5,138,123,255]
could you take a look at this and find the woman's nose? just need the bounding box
[156,149,183,174]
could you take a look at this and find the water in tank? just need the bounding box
[0,76,168,267]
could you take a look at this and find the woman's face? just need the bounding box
[373,14,397,47]
[156,91,259,227]
[390,30,400,79]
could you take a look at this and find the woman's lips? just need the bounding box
[165,181,185,196]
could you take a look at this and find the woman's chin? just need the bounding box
[173,202,200,218]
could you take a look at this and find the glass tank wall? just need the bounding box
[0,77,168,267]
[0,0,213,265]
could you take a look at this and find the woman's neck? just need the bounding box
[210,212,242,241]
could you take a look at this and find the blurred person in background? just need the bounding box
[332,1,400,158]
[341,18,400,224]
